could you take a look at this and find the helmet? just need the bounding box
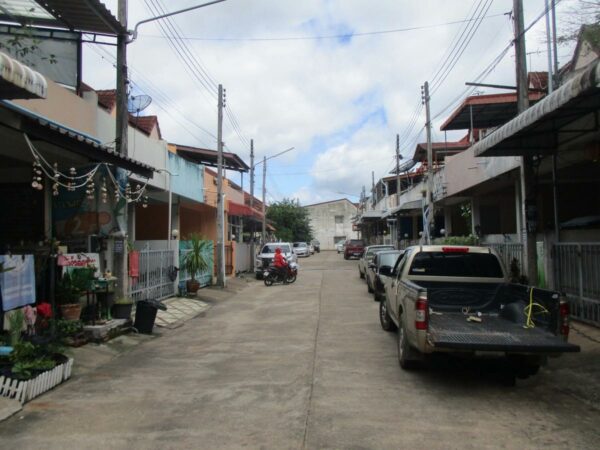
[275,247,281,254]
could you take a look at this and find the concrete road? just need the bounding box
[1,251,599,449]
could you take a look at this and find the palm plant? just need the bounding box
[182,234,211,292]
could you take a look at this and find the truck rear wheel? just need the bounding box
[398,320,421,370]
[379,300,397,332]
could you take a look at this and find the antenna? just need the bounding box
[127,94,152,114]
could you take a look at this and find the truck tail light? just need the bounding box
[415,294,428,330]
[442,247,469,253]
[559,299,570,338]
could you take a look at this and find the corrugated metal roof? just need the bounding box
[0,0,125,36]
[1,100,154,177]
[473,60,600,157]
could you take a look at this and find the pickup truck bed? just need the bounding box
[429,313,580,353]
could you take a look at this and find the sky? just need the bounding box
[82,0,578,206]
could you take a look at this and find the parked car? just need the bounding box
[254,242,297,279]
[343,239,365,260]
[366,250,404,301]
[336,240,346,254]
[358,245,394,278]
[311,240,320,253]
[293,242,310,257]
[379,245,580,382]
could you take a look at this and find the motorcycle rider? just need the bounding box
[273,247,288,281]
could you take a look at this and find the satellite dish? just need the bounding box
[127,94,152,114]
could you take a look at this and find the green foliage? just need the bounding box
[441,235,479,246]
[266,198,313,242]
[56,272,82,305]
[8,309,24,347]
[183,234,211,282]
[9,341,57,380]
[52,319,83,339]
[459,202,472,232]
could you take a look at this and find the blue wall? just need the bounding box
[168,152,204,203]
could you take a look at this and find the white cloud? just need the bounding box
[85,0,579,205]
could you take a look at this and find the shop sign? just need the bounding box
[58,253,100,270]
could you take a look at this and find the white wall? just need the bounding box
[305,200,358,250]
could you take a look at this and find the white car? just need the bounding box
[293,242,310,257]
[255,243,297,279]
[336,240,346,254]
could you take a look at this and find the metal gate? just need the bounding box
[483,243,524,275]
[129,249,176,302]
[553,243,600,327]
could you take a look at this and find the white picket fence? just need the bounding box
[0,357,73,404]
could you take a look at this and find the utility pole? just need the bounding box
[514,0,538,284]
[249,139,255,263]
[396,133,401,200]
[422,81,433,244]
[216,84,225,287]
[261,156,266,245]
[114,0,128,298]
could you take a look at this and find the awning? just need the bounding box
[473,60,600,157]
[228,200,262,219]
[0,0,126,36]
[0,51,47,99]
[175,144,250,172]
[440,91,544,131]
[361,210,385,219]
[1,100,154,177]
[398,200,423,211]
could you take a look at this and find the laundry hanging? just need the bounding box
[0,255,36,311]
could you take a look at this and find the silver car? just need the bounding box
[293,242,310,257]
[255,243,297,278]
[358,245,395,280]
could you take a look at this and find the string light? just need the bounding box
[23,133,151,204]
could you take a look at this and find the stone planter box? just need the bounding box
[0,357,74,404]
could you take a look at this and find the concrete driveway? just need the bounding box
[0,251,599,449]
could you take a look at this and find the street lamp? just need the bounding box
[156,168,178,251]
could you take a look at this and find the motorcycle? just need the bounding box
[263,262,298,286]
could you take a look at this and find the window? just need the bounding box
[334,215,344,224]
[408,252,504,278]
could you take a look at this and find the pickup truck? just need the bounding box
[344,239,365,260]
[379,245,579,381]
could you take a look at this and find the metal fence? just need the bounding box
[483,243,524,276]
[553,243,600,327]
[129,249,176,302]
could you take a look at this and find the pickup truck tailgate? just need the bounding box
[428,314,580,353]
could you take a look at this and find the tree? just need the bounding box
[266,198,313,243]
[556,0,600,46]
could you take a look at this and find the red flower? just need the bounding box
[37,302,52,318]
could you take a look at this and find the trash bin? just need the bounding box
[134,299,167,334]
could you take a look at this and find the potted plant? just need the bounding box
[56,272,83,321]
[112,296,134,320]
[182,234,211,294]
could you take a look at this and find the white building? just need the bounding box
[304,199,359,250]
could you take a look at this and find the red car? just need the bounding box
[344,239,365,260]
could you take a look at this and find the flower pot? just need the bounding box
[186,279,200,294]
[112,303,133,320]
[60,303,82,321]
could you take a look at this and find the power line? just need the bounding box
[138,12,509,42]
[87,44,217,146]
[143,0,251,150]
